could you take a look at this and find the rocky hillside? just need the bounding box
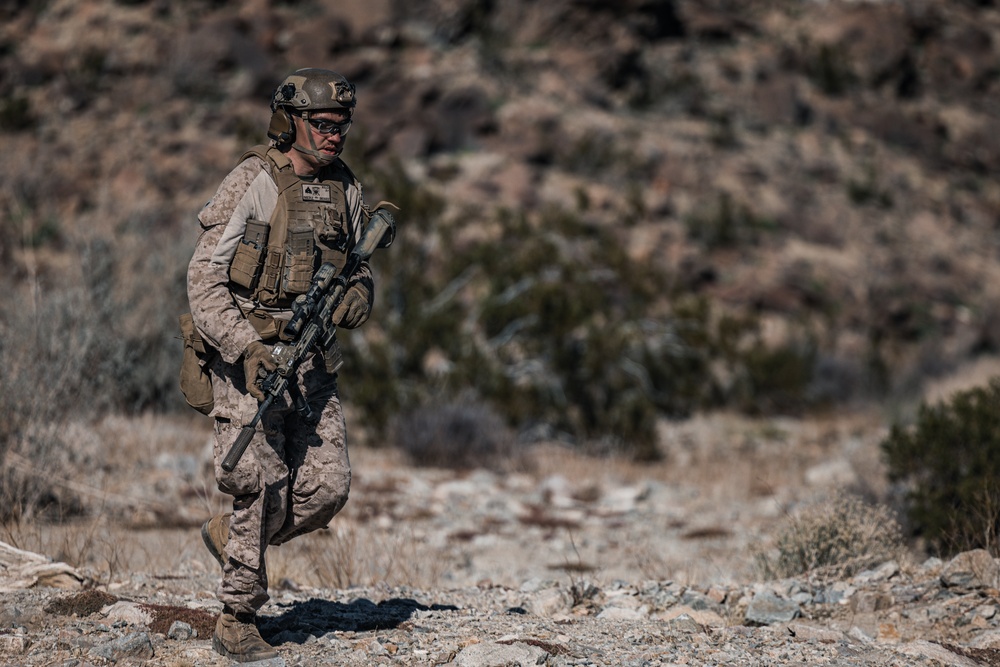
[2,0,1000,441]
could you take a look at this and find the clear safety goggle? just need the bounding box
[304,115,352,137]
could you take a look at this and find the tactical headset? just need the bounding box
[267,83,298,145]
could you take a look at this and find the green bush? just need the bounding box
[734,336,819,416]
[881,378,1000,557]
[806,44,857,97]
[340,163,834,457]
[0,96,36,131]
[684,193,777,250]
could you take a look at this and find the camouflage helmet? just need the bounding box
[270,68,356,113]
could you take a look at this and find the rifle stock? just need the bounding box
[219,208,396,473]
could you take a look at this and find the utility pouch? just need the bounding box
[229,219,269,290]
[319,246,348,276]
[283,224,315,296]
[244,310,291,342]
[318,206,349,252]
[178,313,215,415]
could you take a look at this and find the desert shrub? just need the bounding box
[881,379,1000,557]
[0,290,94,521]
[0,95,35,131]
[391,395,517,471]
[341,163,836,457]
[710,310,827,416]
[0,229,188,518]
[362,156,446,232]
[847,163,893,208]
[708,111,739,149]
[556,129,659,183]
[463,207,694,455]
[755,493,904,581]
[732,336,820,416]
[806,44,857,97]
[340,194,681,455]
[78,238,187,412]
[684,193,777,250]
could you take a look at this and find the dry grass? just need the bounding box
[1,516,210,586]
[529,410,888,505]
[0,413,221,582]
[753,491,906,583]
[269,520,448,590]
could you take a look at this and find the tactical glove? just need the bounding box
[332,282,372,329]
[242,341,277,401]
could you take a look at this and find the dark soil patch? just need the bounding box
[142,603,217,639]
[940,643,1000,667]
[41,590,216,639]
[44,589,119,617]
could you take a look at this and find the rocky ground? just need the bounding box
[7,552,1000,667]
[3,409,1000,665]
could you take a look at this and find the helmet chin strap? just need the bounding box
[293,111,339,165]
[292,141,338,165]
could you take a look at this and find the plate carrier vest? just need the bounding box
[228,145,363,310]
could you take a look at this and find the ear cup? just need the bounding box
[267,109,295,144]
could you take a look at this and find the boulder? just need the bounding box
[941,549,1000,589]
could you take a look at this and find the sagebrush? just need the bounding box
[390,395,518,471]
[755,492,904,581]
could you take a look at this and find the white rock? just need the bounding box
[101,601,153,627]
[454,641,548,666]
[527,588,573,618]
[942,549,1000,589]
[804,459,857,487]
[596,606,647,620]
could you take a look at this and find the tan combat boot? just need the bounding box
[201,513,231,568]
[212,609,278,662]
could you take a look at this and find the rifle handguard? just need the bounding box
[284,264,337,339]
[219,207,397,473]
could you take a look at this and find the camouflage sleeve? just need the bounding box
[343,175,375,298]
[187,158,271,364]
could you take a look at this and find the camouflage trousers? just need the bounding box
[208,351,351,616]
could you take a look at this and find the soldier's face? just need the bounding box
[296,110,351,162]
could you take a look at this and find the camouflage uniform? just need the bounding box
[187,152,370,616]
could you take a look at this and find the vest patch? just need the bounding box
[302,184,332,202]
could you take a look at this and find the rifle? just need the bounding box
[221,208,397,473]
